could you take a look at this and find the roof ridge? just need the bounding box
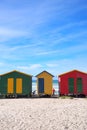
[35,70,54,77]
[0,70,33,77]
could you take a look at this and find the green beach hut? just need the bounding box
[0,70,32,98]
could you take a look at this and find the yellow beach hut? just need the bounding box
[35,71,54,96]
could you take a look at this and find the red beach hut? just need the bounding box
[58,70,87,96]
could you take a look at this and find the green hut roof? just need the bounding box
[0,70,33,77]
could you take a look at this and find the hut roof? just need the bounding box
[59,69,87,77]
[0,70,33,77]
[35,70,54,77]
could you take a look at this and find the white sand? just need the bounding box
[0,98,87,130]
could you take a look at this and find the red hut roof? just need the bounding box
[59,70,87,77]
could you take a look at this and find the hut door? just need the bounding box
[38,78,44,93]
[16,78,22,94]
[8,78,14,93]
[77,78,82,93]
[68,78,74,93]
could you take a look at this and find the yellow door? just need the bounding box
[16,78,22,93]
[8,78,14,93]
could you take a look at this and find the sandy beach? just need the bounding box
[0,98,87,130]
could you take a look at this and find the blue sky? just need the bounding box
[0,0,87,77]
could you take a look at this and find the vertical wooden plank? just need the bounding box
[8,78,14,93]
[16,78,22,93]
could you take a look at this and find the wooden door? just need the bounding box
[16,78,22,94]
[8,78,14,93]
[38,78,44,93]
[77,78,82,93]
[68,78,74,93]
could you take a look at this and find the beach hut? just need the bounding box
[0,70,32,98]
[36,71,54,96]
[58,70,87,96]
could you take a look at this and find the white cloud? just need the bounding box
[29,64,43,70]
[46,63,58,67]
[60,43,87,55]
[16,64,43,75]
[0,62,5,66]
[0,0,86,76]
[44,55,87,76]
[17,66,29,70]
[0,54,87,76]
[49,20,87,37]
[0,27,28,42]
[51,31,87,45]
[36,50,60,56]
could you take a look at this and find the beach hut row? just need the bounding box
[0,69,87,98]
[0,70,54,98]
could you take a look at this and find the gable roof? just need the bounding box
[59,69,87,77]
[0,70,33,77]
[35,70,54,77]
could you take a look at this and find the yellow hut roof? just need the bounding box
[35,70,54,77]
